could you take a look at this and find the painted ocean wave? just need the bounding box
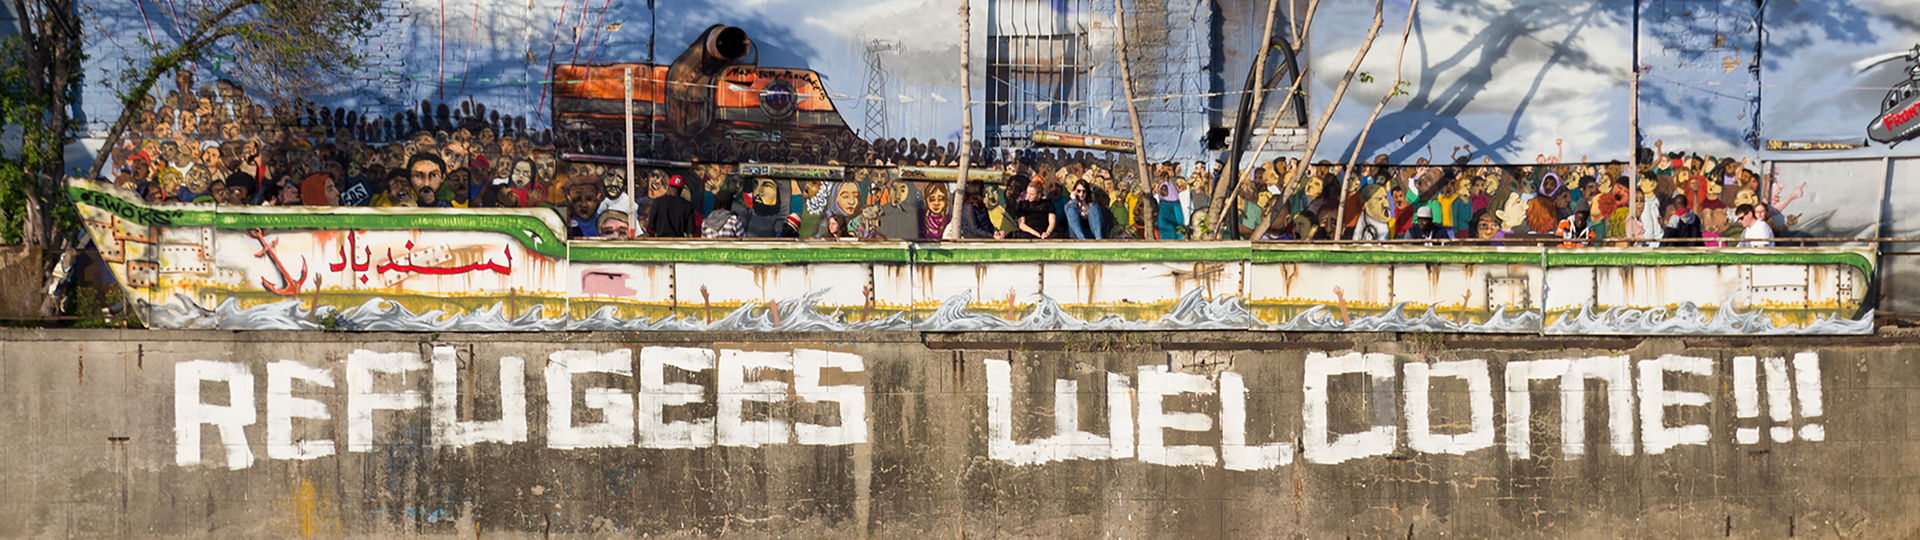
[1544,293,1873,335]
[1264,303,1544,333]
[137,287,1869,335]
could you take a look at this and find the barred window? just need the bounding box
[986,5,1093,149]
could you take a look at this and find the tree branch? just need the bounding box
[1333,0,1420,241]
[1253,0,1384,240]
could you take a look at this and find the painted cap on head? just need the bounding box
[567,172,601,188]
[597,210,629,230]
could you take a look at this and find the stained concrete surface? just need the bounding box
[0,328,1915,538]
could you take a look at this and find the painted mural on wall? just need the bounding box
[1308,0,1634,165]
[1760,0,1920,158]
[68,176,1872,335]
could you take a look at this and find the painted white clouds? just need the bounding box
[1311,0,1632,162]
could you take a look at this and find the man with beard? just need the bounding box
[743,177,790,238]
[407,152,447,194]
[647,175,699,238]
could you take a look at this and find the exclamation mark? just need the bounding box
[1733,356,1760,444]
[1763,357,1793,442]
[1793,352,1825,441]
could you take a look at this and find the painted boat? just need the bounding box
[67,178,1874,334]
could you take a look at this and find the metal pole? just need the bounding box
[625,67,638,238]
[1628,0,1641,241]
[1112,0,1155,239]
[647,0,656,159]
[954,0,972,233]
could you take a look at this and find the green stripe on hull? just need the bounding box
[1545,250,1874,278]
[916,243,1250,264]
[570,243,912,264]
[1253,246,1540,265]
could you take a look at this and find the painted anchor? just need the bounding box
[248,228,307,295]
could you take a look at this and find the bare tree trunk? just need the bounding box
[1333,0,1420,241]
[954,0,972,231]
[1112,0,1154,239]
[13,0,84,316]
[1253,0,1384,240]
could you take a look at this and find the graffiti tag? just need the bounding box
[74,189,183,226]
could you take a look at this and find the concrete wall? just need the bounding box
[4,328,1918,538]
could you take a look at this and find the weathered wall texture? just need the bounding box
[3,328,1918,538]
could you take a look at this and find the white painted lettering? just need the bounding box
[638,346,716,449]
[794,349,867,445]
[430,346,528,448]
[266,360,334,460]
[1405,360,1495,455]
[1503,359,1569,459]
[1565,356,1636,457]
[983,359,1130,465]
[1639,355,1712,455]
[1303,352,1397,464]
[1793,352,1825,441]
[174,360,256,469]
[346,350,427,453]
[1764,356,1794,442]
[1220,371,1293,470]
[718,350,792,447]
[545,349,635,449]
[1137,366,1217,467]
[1734,356,1760,444]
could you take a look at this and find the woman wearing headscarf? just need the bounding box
[1155,176,1183,240]
[1527,173,1563,235]
[815,181,860,239]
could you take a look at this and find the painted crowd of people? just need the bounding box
[96,72,1807,246]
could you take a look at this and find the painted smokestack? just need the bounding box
[666,25,753,137]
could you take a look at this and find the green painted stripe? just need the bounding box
[1545,250,1875,278]
[72,184,573,258]
[571,244,911,264]
[1252,248,1541,265]
[915,245,1251,264]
